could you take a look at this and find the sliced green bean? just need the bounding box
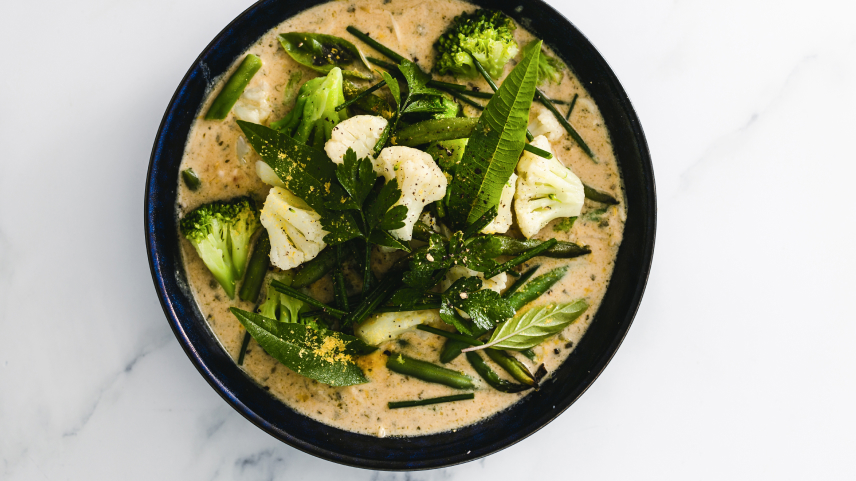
[181,168,201,190]
[466,351,531,393]
[238,231,271,302]
[386,352,474,390]
[270,281,347,318]
[583,183,620,205]
[205,54,262,120]
[485,349,537,387]
[388,393,474,409]
[494,236,591,258]
[483,239,557,278]
[392,117,477,146]
[346,26,407,64]
[292,247,336,288]
[505,266,569,311]
[417,325,482,346]
[501,264,541,299]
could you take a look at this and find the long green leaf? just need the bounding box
[463,299,589,351]
[230,308,371,386]
[446,41,542,226]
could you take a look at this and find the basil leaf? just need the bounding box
[230,308,371,386]
[446,41,542,226]
[477,300,589,351]
[381,70,401,109]
[278,32,369,79]
[443,277,515,331]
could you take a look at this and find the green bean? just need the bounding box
[388,393,474,409]
[583,183,619,205]
[485,349,537,387]
[238,231,271,302]
[270,281,347,318]
[535,88,597,162]
[205,54,262,120]
[291,248,336,288]
[181,168,201,190]
[346,26,407,64]
[341,271,402,326]
[386,352,474,390]
[392,117,477,146]
[417,325,482,346]
[465,351,530,393]
[505,266,569,311]
[494,236,591,258]
[501,264,541,299]
[483,239,558,278]
[336,79,386,112]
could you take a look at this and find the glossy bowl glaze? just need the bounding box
[145,0,655,470]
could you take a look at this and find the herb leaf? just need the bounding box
[397,60,444,97]
[278,32,370,79]
[230,308,372,386]
[464,300,589,352]
[442,277,515,331]
[336,148,376,206]
[446,41,542,226]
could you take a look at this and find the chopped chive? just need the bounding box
[417,325,483,346]
[346,26,407,64]
[566,93,579,120]
[535,88,597,162]
[270,280,347,318]
[438,86,485,110]
[484,239,558,279]
[372,303,442,313]
[388,393,474,409]
[523,143,553,159]
[366,56,399,71]
[463,205,498,238]
[522,348,537,361]
[237,331,251,365]
[335,79,387,112]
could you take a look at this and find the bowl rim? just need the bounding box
[145,0,656,470]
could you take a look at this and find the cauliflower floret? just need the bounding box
[442,265,508,295]
[514,135,584,238]
[355,309,441,346]
[375,146,447,241]
[233,81,272,124]
[527,105,563,143]
[481,173,517,234]
[324,115,388,164]
[260,187,328,270]
[255,161,285,188]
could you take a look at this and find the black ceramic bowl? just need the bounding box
[145,0,655,470]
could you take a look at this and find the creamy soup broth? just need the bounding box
[176,0,625,437]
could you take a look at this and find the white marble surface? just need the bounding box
[1,0,855,478]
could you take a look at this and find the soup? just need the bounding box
[176,0,624,437]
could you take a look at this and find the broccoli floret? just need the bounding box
[433,9,519,79]
[524,40,563,85]
[258,272,305,323]
[270,67,346,148]
[180,197,260,298]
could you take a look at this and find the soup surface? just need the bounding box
[177,0,625,437]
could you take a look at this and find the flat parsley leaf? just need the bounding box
[441,277,515,331]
